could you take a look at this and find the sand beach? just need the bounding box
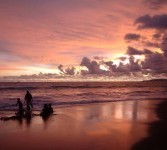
[0,99,163,150]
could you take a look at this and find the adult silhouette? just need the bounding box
[24,91,33,110]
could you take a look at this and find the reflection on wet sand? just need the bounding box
[69,100,154,122]
[0,100,160,150]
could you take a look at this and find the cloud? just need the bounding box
[56,48,167,75]
[123,13,167,74]
[128,56,141,72]
[161,33,167,57]
[1,0,167,77]
[65,66,76,75]
[127,46,154,55]
[152,33,162,39]
[135,14,167,30]
[80,57,91,68]
[142,53,167,71]
[127,47,141,55]
[144,41,160,48]
[108,56,142,73]
[80,57,103,74]
[94,56,104,60]
[124,33,160,48]
[124,33,141,41]
[118,56,127,61]
[79,56,142,74]
[143,0,167,9]
[58,64,65,74]
[104,61,117,72]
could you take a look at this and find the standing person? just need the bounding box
[24,91,33,110]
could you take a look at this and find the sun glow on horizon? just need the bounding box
[100,64,109,71]
[112,54,145,67]
[22,67,61,75]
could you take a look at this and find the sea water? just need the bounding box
[0,80,167,112]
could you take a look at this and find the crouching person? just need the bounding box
[16,98,24,117]
[40,103,53,118]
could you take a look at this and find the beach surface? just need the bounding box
[0,100,163,150]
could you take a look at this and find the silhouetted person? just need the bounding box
[48,103,53,114]
[40,104,50,117]
[24,91,33,110]
[16,98,24,116]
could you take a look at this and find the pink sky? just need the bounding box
[0,0,167,76]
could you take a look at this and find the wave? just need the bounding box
[0,86,137,91]
[130,91,152,94]
[0,86,38,90]
[1,98,167,112]
[1,82,167,90]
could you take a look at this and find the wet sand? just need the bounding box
[0,100,163,150]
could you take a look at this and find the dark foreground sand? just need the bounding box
[0,100,165,150]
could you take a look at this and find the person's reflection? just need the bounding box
[25,109,32,127]
[42,114,52,130]
[40,103,54,129]
[14,117,23,127]
[131,100,167,150]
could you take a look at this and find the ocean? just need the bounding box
[0,80,167,113]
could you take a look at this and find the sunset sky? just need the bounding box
[0,0,167,76]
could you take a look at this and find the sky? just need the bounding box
[0,0,167,77]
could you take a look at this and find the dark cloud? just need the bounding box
[58,64,64,74]
[105,57,141,73]
[145,41,160,48]
[152,33,162,39]
[127,46,154,55]
[124,33,141,41]
[135,14,167,30]
[65,66,75,75]
[143,0,167,9]
[94,56,104,60]
[123,14,167,73]
[80,57,104,74]
[57,51,167,75]
[124,33,160,48]
[89,61,102,74]
[118,57,127,61]
[161,33,167,57]
[57,63,90,75]
[104,61,117,72]
[128,56,141,72]
[112,56,141,73]
[114,62,129,73]
[142,53,167,71]
[80,57,91,68]
[143,49,154,54]
[127,47,142,55]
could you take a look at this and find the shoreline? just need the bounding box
[1,98,166,112]
[0,99,162,150]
